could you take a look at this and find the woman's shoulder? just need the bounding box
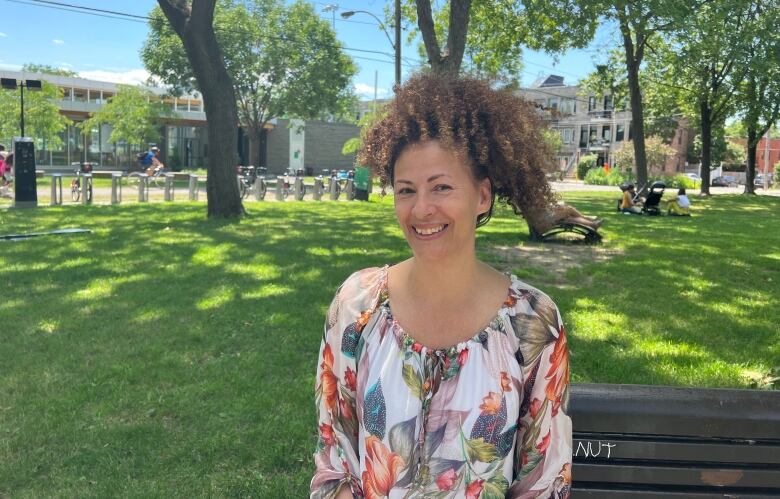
[504,276,565,365]
[336,266,387,298]
[505,275,562,326]
[326,266,387,328]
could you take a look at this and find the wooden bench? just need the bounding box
[527,221,602,244]
[570,383,780,497]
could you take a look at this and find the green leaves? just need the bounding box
[77,85,170,147]
[465,437,498,463]
[0,81,71,146]
[402,363,423,400]
[142,0,357,140]
[482,470,510,499]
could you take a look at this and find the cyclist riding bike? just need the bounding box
[138,146,166,176]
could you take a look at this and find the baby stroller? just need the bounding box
[642,182,665,215]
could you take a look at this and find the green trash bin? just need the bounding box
[354,166,371,201]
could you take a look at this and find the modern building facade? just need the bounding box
[0,69,208,170]
[1,69,359,174]
[519,75,692,177]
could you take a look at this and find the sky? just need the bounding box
[0,0,618,99]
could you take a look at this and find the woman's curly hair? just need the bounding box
[358,72,556,227]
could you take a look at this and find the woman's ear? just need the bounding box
[477,178,492,214]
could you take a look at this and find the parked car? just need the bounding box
[754,174,774,188]
[712,175,738,187]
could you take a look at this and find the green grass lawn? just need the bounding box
[0,193,778,496]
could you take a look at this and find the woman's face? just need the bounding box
[393,141,491,263]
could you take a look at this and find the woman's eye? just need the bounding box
[397,187,414,195]
[434,184,453,191]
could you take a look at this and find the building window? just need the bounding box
[602,125,611,142]
[589,126,598,143]
[559,99,576,115]
[548,97,559,110]
[604,95,613,110]
[73,88,87,102]
[60,87,72,101]
[616,124,625,141]
[588,96,596,112]
[88,90,102,104]
[580,128,588,148]
[559,128,574,144]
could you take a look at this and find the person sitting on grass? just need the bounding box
[620,183,643,214]
[667,188,691,216]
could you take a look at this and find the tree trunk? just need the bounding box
[745,126,757,194]
[250,127,263,169]
[157,0,243,218]
[415,0,472,75]
[699,100,712,196]
[620,20,648,191]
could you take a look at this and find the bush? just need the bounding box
[577,154,598,180]
[583,167,630,186]
[647,174,697,189]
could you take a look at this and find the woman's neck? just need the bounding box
[401,252,483,306]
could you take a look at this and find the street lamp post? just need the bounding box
[0,78,42,137]
[322,3,338,29]
[0,78,42,208]
[341,4,401,88]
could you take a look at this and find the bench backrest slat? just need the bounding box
[570,384,780,496]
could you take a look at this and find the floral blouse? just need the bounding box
[312,266,572,499]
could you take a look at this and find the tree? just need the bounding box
[613,136,674,173]
[406,1,595,83]
[21,63,78,77]
[522,0,695,192]
[0,81,71,147]
[731,1,780,194]
[155,0,242,218]
[144,0,356,169]
[77,85,171,150]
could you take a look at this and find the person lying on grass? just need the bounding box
[311,72,572,499]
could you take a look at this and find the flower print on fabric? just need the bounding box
[312,266,572,498]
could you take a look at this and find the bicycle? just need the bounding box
[127,164,166,189]
[70,162,94,202]
[237,165,265,199]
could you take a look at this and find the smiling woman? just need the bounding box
[311,73,572,499]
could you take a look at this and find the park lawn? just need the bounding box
[0,192,778,497]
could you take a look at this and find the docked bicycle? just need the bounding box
[70,162,94,202]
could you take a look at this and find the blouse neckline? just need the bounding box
[376,264,517,357]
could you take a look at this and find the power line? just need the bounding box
[28,0,147,19]
[4,0,424,66]
[2,0,146,23]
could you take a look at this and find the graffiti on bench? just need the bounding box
[574,440,616,459]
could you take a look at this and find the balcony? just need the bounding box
[588,110,612,120]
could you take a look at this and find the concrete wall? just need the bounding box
[262,118,359,176]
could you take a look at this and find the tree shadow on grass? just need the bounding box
[0,194,778,496]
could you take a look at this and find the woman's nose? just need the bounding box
[412,191,435,218]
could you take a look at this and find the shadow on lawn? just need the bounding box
[0,201,410,496]
[484,193,780,389]
[0,194,777,496]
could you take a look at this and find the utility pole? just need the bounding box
[763,127,770,189]
[394,0,401,88]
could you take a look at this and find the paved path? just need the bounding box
[2,179,777,207]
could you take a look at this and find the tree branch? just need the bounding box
[416,1,442,67]
[156,0,190,35]
[444,0,472,73]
